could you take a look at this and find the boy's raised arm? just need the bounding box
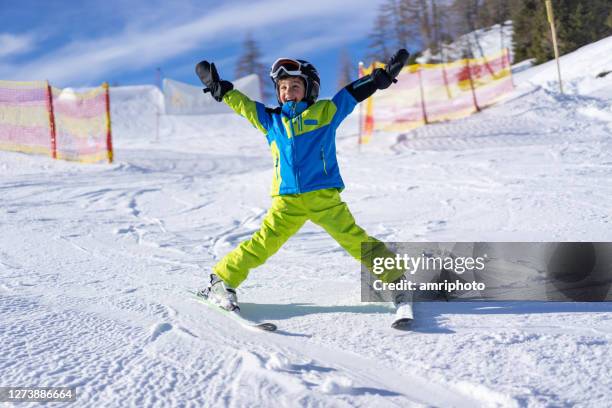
[195,60,271,134]
[195,61,234,101]
[330,49,409,127]
[344,48,410,103]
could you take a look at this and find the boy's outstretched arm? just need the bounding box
[345,49,410,103]
[329,49,409,128]
[195,61,234,101]
[195,60,271,134]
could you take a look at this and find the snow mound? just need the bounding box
[265,352,292,370]
[317,376,354,395]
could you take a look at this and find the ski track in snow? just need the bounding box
[2,38,612,406]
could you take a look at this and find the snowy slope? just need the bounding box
[1,37,612,407]
[109,85,164,144]
[513,36,612,98]
[417,21,514,63]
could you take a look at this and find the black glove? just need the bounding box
[195,60,234,102]
[372,48,410,90]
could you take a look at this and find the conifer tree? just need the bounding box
[367,2,395,65]
[512,0,612,64]
[235,33,269,102]
[337,49,355,89]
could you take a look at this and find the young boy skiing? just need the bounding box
[195,49,412,324]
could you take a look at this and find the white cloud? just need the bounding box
[0,0,382,85]
[266,30,362,61]
[0,33,35,58]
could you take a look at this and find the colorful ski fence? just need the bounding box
[359,49,514,144]
[0,80,113,163]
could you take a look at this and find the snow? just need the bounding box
[2,36,612,407]
[417,21,514,63]
[513,36,612,98]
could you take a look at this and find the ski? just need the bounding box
[188,290,277,332]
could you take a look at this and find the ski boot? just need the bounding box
[392,281,414,330]
[198,273,239,312]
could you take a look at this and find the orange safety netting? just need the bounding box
[359,50,514,144]
[0,80,113,163]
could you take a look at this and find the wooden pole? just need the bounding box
[417,66,429,124]
[441,45,452,100]
[504,48,515,88]
[46,81,57,159]
[155,69,162,144]
[465,57,481,112]
[545,0,563,94]
[155,109,160,144]
[358,62,364,149]
[103,82,114,163]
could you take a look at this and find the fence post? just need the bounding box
[357,62,375,147]
[503,48,515,89]
[441,46,453,100]
[417,65,429,124]
[358,62,364,148]
[103,82,114,163]
[545,0,563,94]
[155,108,160,143]
[465,57,481,112]
[46,81,57,159]
[441,62,452,100]
[156,70,162,143]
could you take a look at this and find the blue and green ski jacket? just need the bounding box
[223,88,358,196]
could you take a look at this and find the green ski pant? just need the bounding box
[213,188,403,288]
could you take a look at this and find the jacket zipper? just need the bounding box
[289,104,300,191]
[320,147,328,175]
[275,156,280,181]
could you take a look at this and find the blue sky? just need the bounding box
[0,0,392,99]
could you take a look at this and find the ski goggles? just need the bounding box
[270,58,305,80]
